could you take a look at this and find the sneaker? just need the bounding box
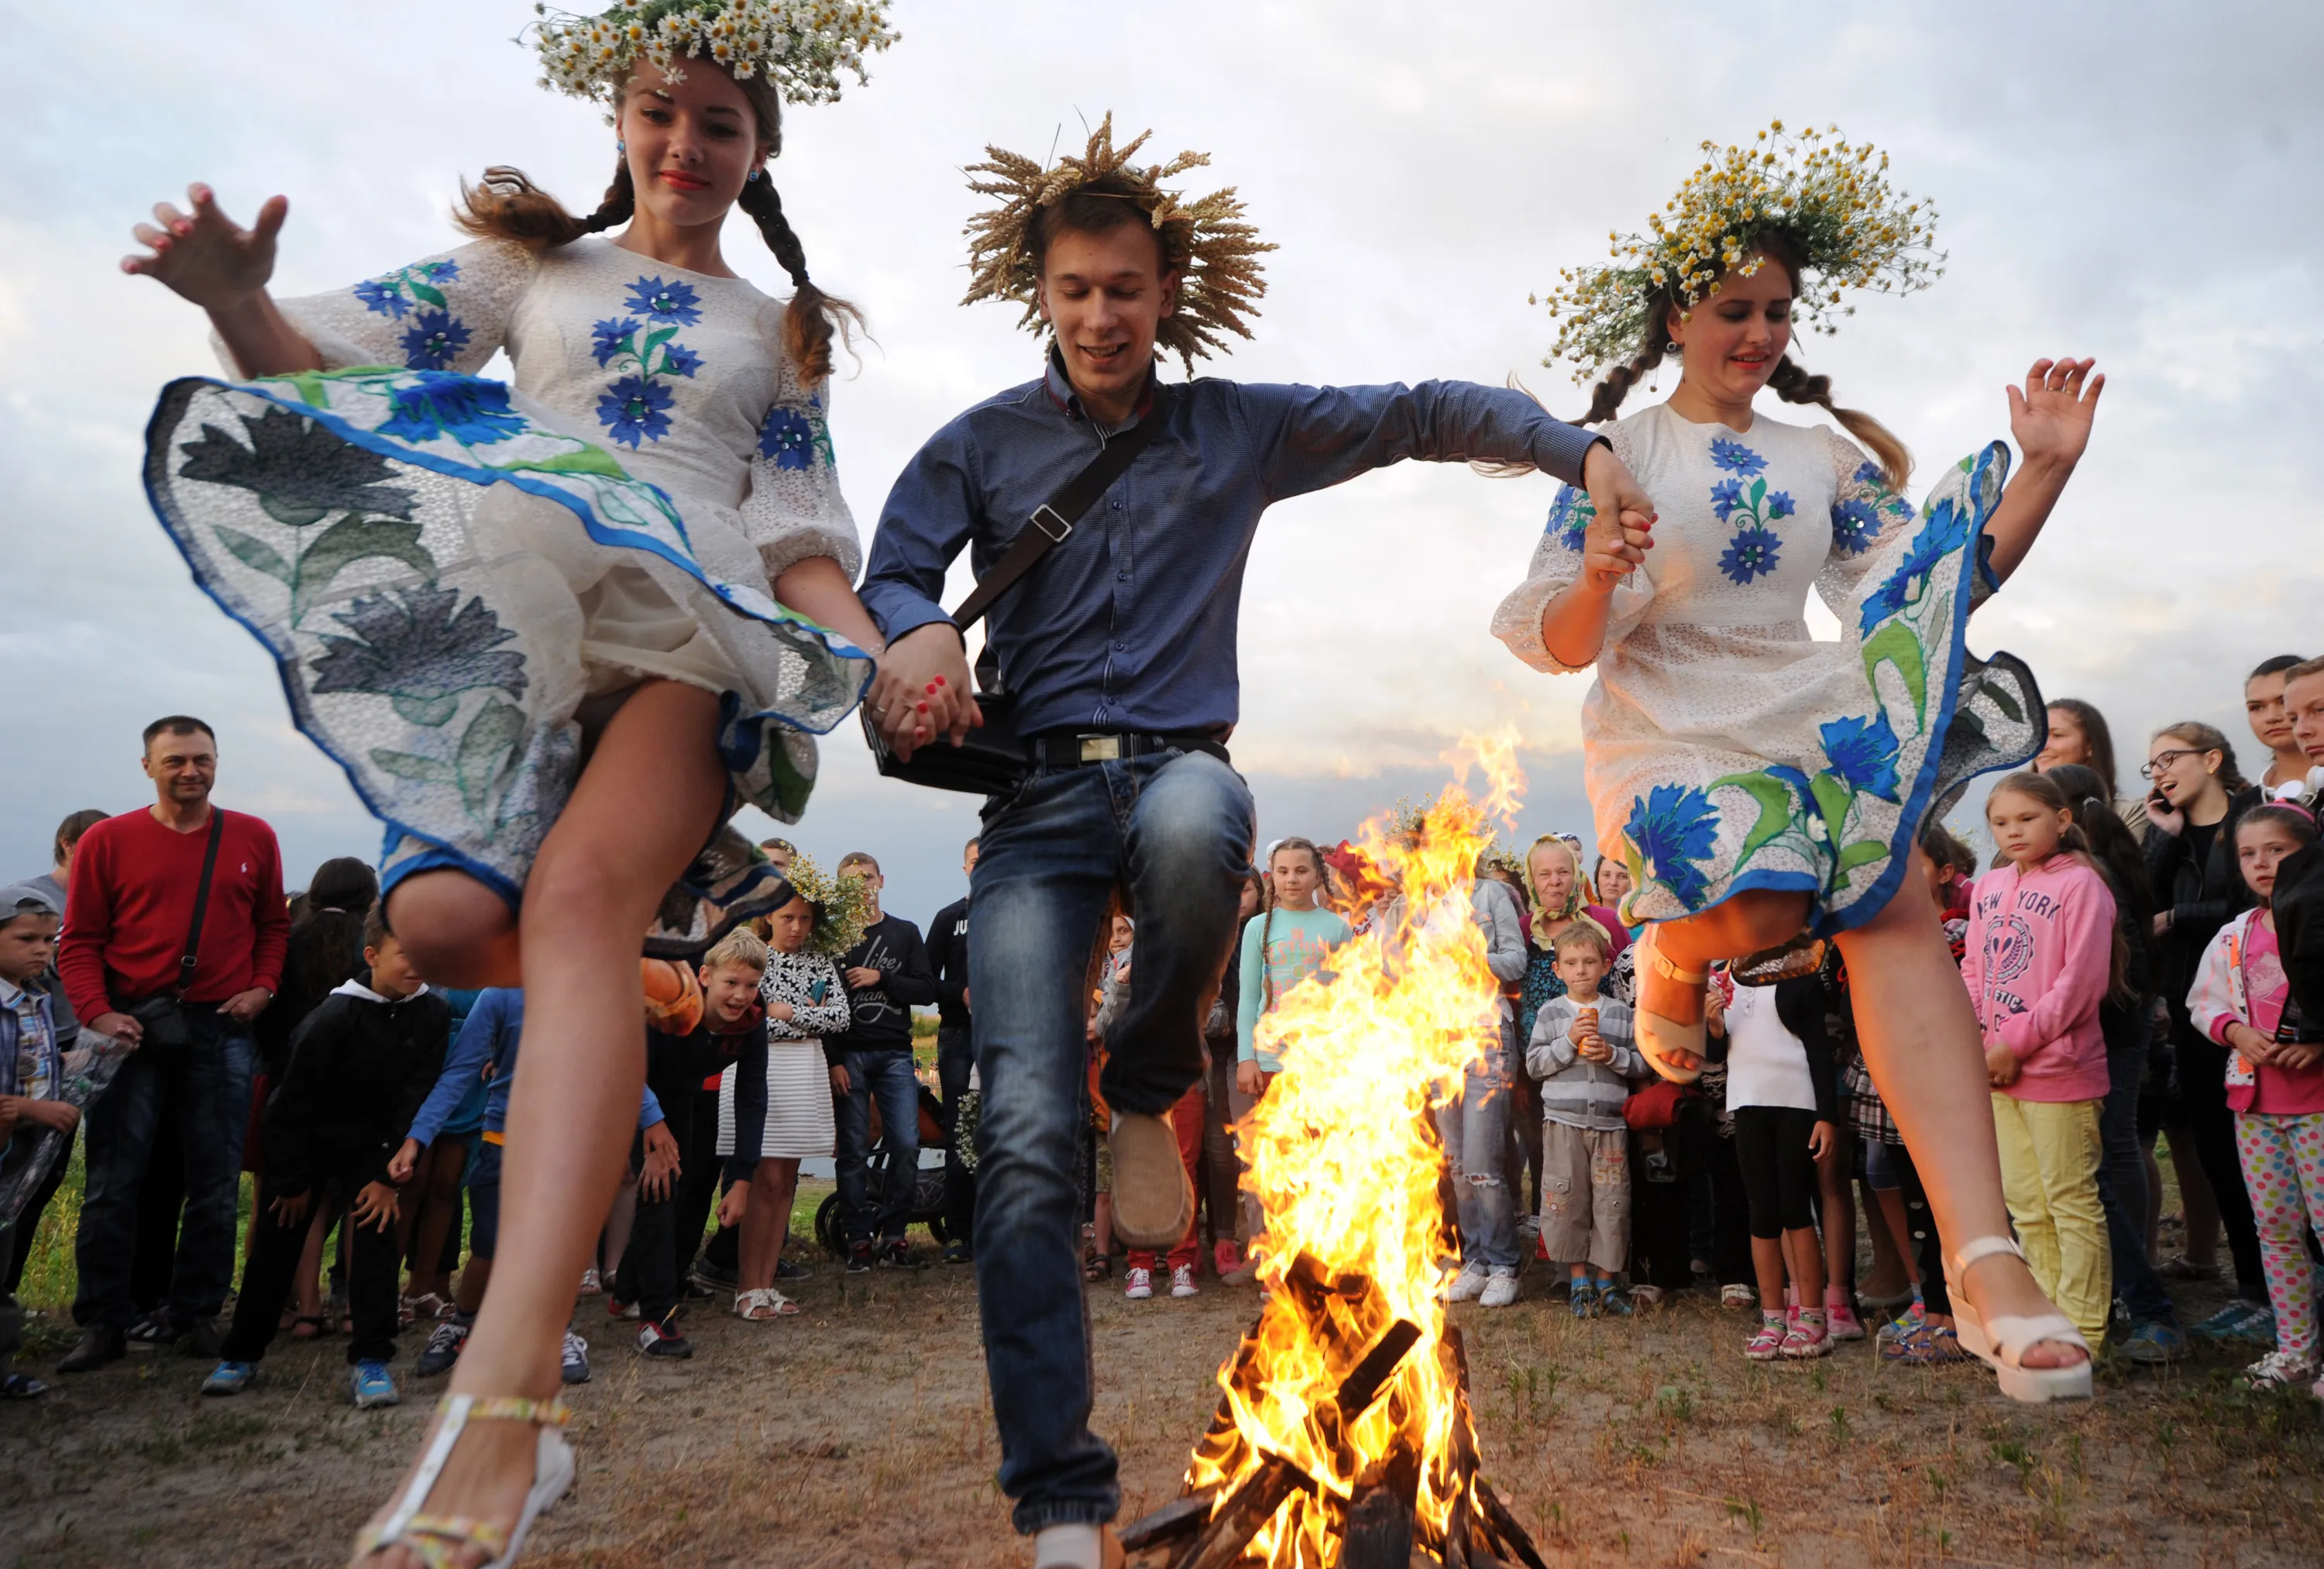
[124,1310,177,1352]
[1877,1302,1927,1347]
[348,1360,400,1409]
[637,1318,695,1360]
[1568,1280,1599,1320]
[1480,1268,1520,1309]
[0,1371,48,1399]
[577,1268,603,1296]
[1171,1264,1199,1299]
[876,1239,927,1271]
[1825,1300,1867,1342]
[416,1318,470,1377]
[57,1326,126,1375]
[2116,1321,2190,1365]
[1447,1261,1490,1303]
[943,1239,974,1266]
[1745,1314,1787,1361]
[607,1297,641,1321]
[1124,1267,1155,1301]
[1631,1284,1666,1309]
[690,1258,739,1294]
[2243,1349,2320,1391]
[1782,1309,1833,1359]
[1720,1283,1758,1311]
[201,1360,257,1396]
[2192,1300,2277,1347]
[1212,1240,1245,1280]
[845,1242,875,1275]
[1595,1281,1633,1317]
[775,1257,811,1282]
[559,1330,591,1385]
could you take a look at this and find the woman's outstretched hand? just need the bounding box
[123,183,287,309]
[1580,442,1656,591]
[2006,357,2104,474]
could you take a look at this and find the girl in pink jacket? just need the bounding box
[1962,772,2116,1352]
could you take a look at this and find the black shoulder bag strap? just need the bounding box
[172,812,226,1003]
[948,408,1166,634]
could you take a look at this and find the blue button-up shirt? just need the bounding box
[859,350,1604,737]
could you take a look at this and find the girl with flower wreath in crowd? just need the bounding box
[123,3,897,1562]
[1494,122,2106,1402]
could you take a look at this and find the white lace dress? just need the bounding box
[1493,402,2040,935]
[141,236,870,910]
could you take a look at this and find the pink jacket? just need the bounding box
[1961,855,2116,1102]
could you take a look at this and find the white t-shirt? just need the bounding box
[1721,983,1817,1113]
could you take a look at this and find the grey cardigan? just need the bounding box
[1525,994,1643,1132]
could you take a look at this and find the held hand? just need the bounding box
[388,1137,423,1185]
[351,1181,400,1231]
[1984,1042,2022,1087]
[2151,910,2174,939]
[830,1063,852,1095]
[2006,358,2105,473]
[1235,1058,1265,1098]
[218,987,273,1023]
[2228,1023,2278,1072]
[268,1189,313,1227]
[90,1011,145,1049]
[717,1182,750,1227]
[22,1100,81,1137]
[1580,1034,1613,1065]
[870,623,981,762]
[1808,1120,1838,1161]
[1577,449,1656,593]
[844,967,884,991]
[640,1122,682,1202]
[123,184,287,309]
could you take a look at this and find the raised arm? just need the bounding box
[1979,358,2103,587]
[124,184,319,376]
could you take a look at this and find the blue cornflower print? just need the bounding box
[1708,436,1767,477]
[1545,485,1589,552]
[1859,497,1974,635]
[1719,525,1783,584]
[662,342,704,380]
[757,405,816,470]
[400,310,471,371]
[1765,491,1796,521]
[591,317,638,368]
[598,375,675,447]
[625,276,703,326]
[355,279,411,319]
[1710,477,1745,522]
[1624,784,1721,908]
[1819,713,1903,802]
[1831,497,1882,556]
[1853,462,1885,487]
[377,373,528,448]
[418,260,461,284]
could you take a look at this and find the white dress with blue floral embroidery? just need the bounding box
[1491,401,2040,936]
[141,236,870,912]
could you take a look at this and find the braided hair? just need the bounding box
[1570,232,1914,490]
[455,64,858,384]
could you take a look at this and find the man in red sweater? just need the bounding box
[57,716,287,1371]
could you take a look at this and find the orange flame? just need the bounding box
[1186,733,1525,1564]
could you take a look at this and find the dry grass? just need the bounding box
[4,1227,2321,1569]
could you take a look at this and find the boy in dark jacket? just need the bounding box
[201,910,448,1406]
[829,854,938,1270]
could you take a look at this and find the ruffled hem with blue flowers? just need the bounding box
[146,237,871,914]
[1493,403,2040,938]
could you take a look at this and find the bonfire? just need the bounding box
[1124,737,1547,1569]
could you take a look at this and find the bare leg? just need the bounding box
[598,1174,638,1283]
[387,873,522,991]
[404,1141,468,1302]
[1833,870,2084,1368]
[1872,1185,1922,1287]
[1635,892,1813,1074]
[1751,1234,1788,1310]
[1816,1139,1855,1300]
[738,1158,800,1292]
[356,680,724,1569]
[2165,1132,2221,1268]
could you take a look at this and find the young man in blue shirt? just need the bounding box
[858,120,1655,1567]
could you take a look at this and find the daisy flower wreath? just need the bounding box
[961,113,1274,373]
[530,0,898,109]
[779,851,875,958]
[1537,121,1944,379]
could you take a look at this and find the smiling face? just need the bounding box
[1037,220,1179,412]
[700,959,759,1024]
[2037,705,2091,772]
[2146,731,2224,810]
[1270,847,1322,910]
[1670,249,1794,405]
[143,725,216,810]
[615,60,767,232]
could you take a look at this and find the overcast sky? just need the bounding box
[5,0,2317,924]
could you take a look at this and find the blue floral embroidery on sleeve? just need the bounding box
[400,309,472,371]
[1831,497,1882,556]
[352,260,463,321]
[1544,484,1590,552]
[354,279,410,320]
[757,406,816,470]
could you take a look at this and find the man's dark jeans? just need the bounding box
[937,1025,976,1244]
[968,748,1254,1532]
[74,1012,254,1332]
[834,1050,922,1244]
[2098,1036,2180,1327]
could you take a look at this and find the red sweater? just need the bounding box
[60,807,290,1020]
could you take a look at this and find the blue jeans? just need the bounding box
[1436,1032,1518,1270]
[74,1010,254,1331]
[969,748,1254,1532]
[2098,1035,2180,1328]
[834,1050,923,1244]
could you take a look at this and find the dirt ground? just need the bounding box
[5,1213,2322,1569]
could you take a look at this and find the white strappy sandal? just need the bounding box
[353,1395,576,1568]
[1947,1236,2094,1404]
[1633,925,1707,1085]
[734,1287,799,1320]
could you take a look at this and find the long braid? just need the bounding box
[581,160,635,234]
[737,174,861,386]
[1765,354,1913,490]
[456,163,631,249]
[1576,339,1666,426]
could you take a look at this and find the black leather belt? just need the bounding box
[1027,731,1232,769]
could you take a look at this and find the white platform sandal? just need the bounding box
[354,1395,576,1568]
[1633,925,1707,1085]
[1947,1236,2094,1404]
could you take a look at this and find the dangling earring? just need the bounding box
[748,167,765,183]
[1666,340,1679,353]
[615,139,627,154]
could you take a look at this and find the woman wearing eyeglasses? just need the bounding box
[2143,721,2272,1340]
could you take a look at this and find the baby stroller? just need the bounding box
[813,1083,954,1254]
